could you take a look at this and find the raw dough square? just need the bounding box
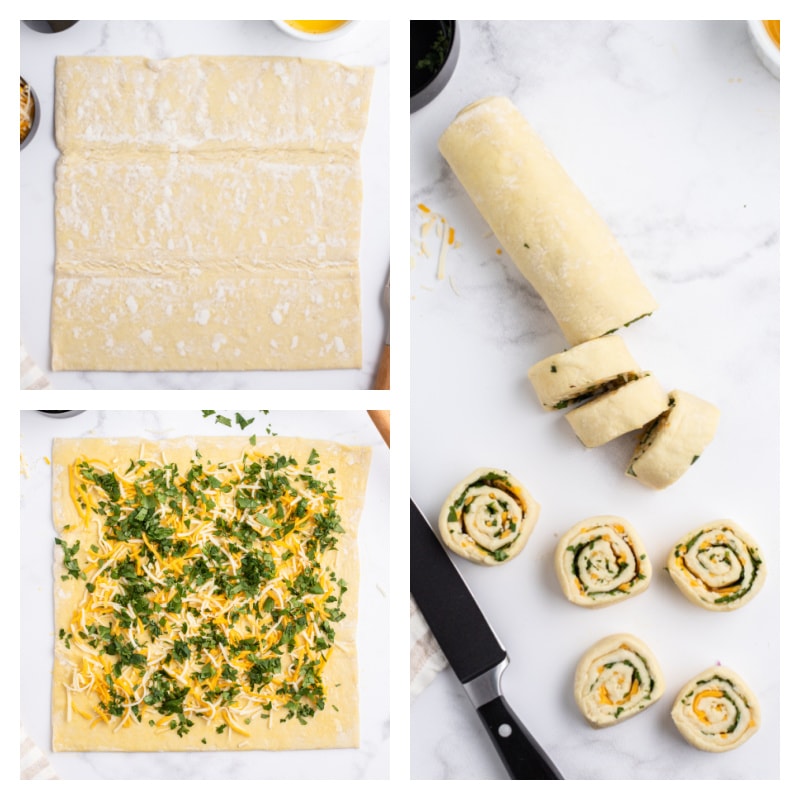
[52,436,371,751]
[52,56,374,371]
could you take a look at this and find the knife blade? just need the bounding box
[411,499,563,780]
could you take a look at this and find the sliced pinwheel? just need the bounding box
[555,515,651,607]
[564,373,669,448]
[668,520,766,611]
[671,666,760,752]
[527,335,640,411]
[438,468,540,565]
[574,633,665,727]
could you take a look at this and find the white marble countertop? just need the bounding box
[410,21,779,780]
[20,20,389,390]
[20,409,389,779]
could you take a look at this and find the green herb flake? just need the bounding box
[56,443,345,739]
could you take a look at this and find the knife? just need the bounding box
[411,499,563,780]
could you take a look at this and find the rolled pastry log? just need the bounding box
[438,96,658,345]
[671,666,760,752]
[528,334,640,411]
[564,373,669,447]
[574,633,665,727]
[555,515,651,607]
[627,390,720,489]
[438,467,540,565]
[667,519,766,611]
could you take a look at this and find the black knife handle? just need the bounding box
[476,695,563,780]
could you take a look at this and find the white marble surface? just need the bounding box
[20,409,389,779]
[20,20,389,389]
[410,21,779,780]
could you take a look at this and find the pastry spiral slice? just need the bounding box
[555,515,651,607]
[438,468,540,565]
[574,633,664,727]
[527,335,640,411]
[671,666,760,752]
[667,520,766,611]
[564,373,669,447]
[627,390,720,489]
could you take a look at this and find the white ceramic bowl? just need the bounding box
[272,20,357,42]
[747,20,779,79]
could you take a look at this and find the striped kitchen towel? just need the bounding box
[410,596,448,697]
[20,724,58,780]
[20,343,50,390]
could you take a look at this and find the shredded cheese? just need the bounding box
[414,203,460,283]
[20,78,34,144]
[56,447,350,740]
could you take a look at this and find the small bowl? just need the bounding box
[20,76,40,150]
[23,20,79,33]
[411,20,460,113]
[273,20,356,42]
[747,20,779,79]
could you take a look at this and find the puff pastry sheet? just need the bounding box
[52,56,374,371]
[52,436,371,751]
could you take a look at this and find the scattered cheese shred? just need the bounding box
[414,202,460,284]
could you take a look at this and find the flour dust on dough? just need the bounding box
[52,56,374,372]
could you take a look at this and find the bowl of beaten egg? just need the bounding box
[747,20,779,78]
[273,20,357,41]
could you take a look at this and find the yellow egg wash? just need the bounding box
[763,20,780,48]
[285,20,348,34]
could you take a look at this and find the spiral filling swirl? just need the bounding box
[671,667,760,752]
[457,484,524,552]
[438,468,540,565]
[555,516,651,607]
[668,520,766,611]
[574,634,664,727]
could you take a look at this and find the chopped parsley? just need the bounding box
[203,410,276,436]
[55,444,348,738]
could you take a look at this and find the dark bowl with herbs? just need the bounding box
[411,21,460,113]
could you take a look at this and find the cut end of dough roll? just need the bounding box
[528,334,640,411]
[564,373,669,448]
[627,389,720,489]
